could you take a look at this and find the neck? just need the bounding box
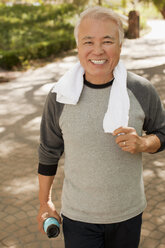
[85,73,114,85]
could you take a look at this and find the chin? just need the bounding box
[91,70,107,77]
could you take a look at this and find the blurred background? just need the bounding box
[0,0,164,71]
[0,1,165,248]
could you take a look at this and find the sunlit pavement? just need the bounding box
[0,20,165,248]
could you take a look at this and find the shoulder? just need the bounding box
[127,71,152,90]
[127,71,158,100]
[43,88,65,118]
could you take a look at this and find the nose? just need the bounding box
[92,43,104,55]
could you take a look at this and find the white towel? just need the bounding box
[52,60,130,133]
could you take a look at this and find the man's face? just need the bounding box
[77,17,122,84]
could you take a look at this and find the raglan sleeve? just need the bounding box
[38,90,64,176]
[143,83,165,152]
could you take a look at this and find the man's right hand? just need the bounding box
[37,201,61,234]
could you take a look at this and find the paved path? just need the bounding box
[0,20,165,248]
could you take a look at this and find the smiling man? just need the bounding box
[37,6,165,248]
[77,17,122,85]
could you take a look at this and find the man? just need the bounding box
[37,6,165,248]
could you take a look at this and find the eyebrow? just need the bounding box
[82,35,115,40]
[82,36,94,40]
[103,35,115,40]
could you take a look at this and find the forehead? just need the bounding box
[78,17,119,39]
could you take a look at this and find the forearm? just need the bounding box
[140,134,161,153]
[37,174,61,232]
[38,174,55,206]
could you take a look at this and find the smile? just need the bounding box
[90,59,107,65]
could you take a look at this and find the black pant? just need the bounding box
[62,213,142,248]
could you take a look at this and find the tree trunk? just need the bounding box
[160,5,165,19]
[127,10,140,39]
[98,0,102,5]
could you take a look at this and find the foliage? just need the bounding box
[144,0,165,9]
[140,0,165,18]
[64,0,89,7]
[0,3,77,69]
[151,0,165,18]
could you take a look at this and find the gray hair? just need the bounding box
[74,6,124,45]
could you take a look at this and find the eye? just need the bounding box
[83,41,93,45]
[103,40,113,44]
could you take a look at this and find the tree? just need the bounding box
[141,0,165,18]
[152,0,165,18]
[98,0,102,5]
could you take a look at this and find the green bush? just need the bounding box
[0,50,21,70]
[0,34,76,70]
[0,3,77,70]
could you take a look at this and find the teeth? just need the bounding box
[91,60,106,65]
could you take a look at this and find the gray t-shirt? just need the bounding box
[38,71,165,224]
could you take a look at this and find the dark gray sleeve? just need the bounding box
[142,85,165,152]
[127,72,165,152]
[38,91,64,176]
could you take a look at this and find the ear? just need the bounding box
[119,43,122,53]
[77,46,81,60]
[120,42,122,49]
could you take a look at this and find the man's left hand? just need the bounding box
[113,127,145,154]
